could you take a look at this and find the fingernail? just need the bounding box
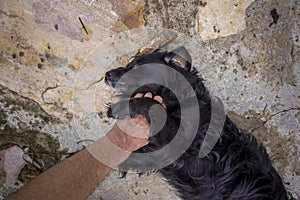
[144,92,153,98]
[134,93,144,98]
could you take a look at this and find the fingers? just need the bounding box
[144,92,153,98]
[134,93,144,98]
[154,96,166,108]
[134,92,166,108]
[153,95,163,104]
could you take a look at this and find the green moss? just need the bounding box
[0,84,63,172]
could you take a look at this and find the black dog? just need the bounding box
[105,47,291,199]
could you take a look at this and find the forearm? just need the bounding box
[7,117,149,200]
[7,125,132,200]
[7,147,111,200]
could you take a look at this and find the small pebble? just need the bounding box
[54,24,58,30]
[38,63,43,68]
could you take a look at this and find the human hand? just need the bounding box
[108,92,166,152]
[87,92,166,168]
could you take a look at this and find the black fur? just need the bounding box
[105,48,292,200]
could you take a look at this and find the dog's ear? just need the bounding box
[163,46,192,71]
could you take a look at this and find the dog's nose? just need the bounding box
[105,71,112,77]
[105,71,116,82]
[105,67,124,85]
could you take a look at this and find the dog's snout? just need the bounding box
[105,67,125,85]
[105,70,114,79]
[105,70,117,84]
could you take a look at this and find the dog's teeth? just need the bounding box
[104,103,111,108]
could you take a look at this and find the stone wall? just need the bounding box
[0,0,299,199]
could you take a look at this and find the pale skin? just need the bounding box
[7,92,165,200]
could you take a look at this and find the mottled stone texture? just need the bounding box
[0,0,299,199]
[198,0,255,40]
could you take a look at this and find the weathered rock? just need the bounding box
[0,0,299,199]
[198,0,255,40]
[0,0,146,117]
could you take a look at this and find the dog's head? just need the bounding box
[105,47,210,119]
[104,47,207,172]
[105,47,201,103]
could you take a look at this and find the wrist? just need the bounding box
[107,124,129,149]
[86,117,149,169]
[86,127,131,169]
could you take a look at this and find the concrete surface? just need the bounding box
[0,0,299,199]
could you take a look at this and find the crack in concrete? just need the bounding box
[245,107,300,134]
[268,107,300,120]
[40,85,60,105]
[75,77,104,91]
